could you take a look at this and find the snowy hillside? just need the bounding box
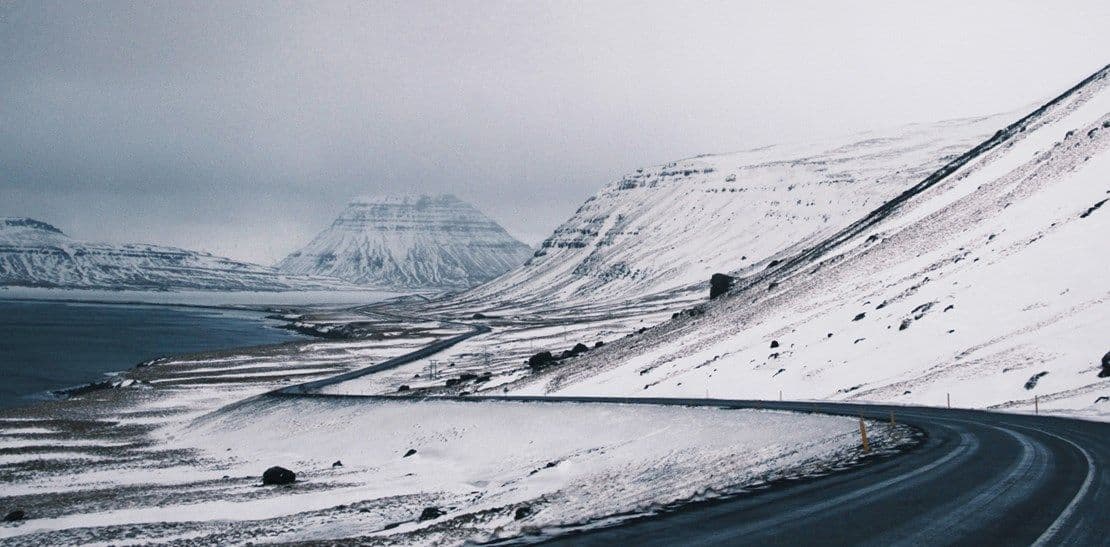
[0,218,336,291]
[519,65,1110,416]
[278,195,532,290]
[453,114,1013,310]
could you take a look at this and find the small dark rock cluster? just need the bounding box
[527,341,600,373]
[404,449,417,458]
[1099,351,1110,378]
[528,351,556,371]
[4,509,25,522]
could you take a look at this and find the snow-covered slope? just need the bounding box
[278,195,532,290]
[0,218,334,291]
[521,65,1110,417]
[455,114,1012,310]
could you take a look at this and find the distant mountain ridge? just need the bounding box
[277,194,532,290]
[0,217,337,291]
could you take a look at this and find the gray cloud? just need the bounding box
[2,0,1108,263]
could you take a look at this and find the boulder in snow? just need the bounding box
[418,507,444,521]
[709,273,735,299]
[262,466,296,485]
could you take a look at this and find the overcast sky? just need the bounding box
[2,1,1108,264]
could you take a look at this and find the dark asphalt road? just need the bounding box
[270,315,1107,546]
[525,398,1109,547]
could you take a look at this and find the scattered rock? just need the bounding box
[418,507,444,521]
[332,460,343,468]
[770,340,780,349]
[4,510,25,522]
[403,449,417,458]
[472,313,489,319]
[943,304,954,312]
[397,385,410,392]
[572,343,590,354]
[1096,396,1109,404]
[827,333,833,338]
[594,341,605,348]
[1079,198,1106,218]
[514,506,533,520]
[853,338,865,344]
[898,319,912,331]
[709,273,735,299]
[262,466,296,485]
[526,350,555,370]
[1024,371,1049,390]
[852,313,866,321]
[1099,351,1110,378]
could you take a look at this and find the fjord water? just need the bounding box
[0,300,306,409]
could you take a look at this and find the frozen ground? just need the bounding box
[0,398,902,545]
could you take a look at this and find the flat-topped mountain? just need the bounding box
[277,194,532,290]
[452,112,1012,310]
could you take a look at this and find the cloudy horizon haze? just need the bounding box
[2,1,1108,264]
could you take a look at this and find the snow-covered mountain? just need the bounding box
[454,112,1014,310]
[522,64,1110,415]
[278,194,532,290]
[0,217,335,291]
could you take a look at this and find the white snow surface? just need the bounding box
[515,66,1110,418]
[278,194,533,290]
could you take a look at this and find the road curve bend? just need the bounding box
[267,317,1107,546]
[524,398,1109,547]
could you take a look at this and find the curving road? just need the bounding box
[522,398,1109,546]
[268,316,1108,546]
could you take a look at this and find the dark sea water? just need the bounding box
[0,300,307,409]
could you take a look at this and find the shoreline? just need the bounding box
[0,300,335,411]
